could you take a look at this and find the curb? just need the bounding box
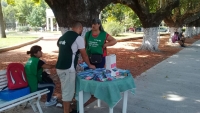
[0,37,43,53]
[117,33,170,42]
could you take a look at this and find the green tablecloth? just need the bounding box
[75,73,136,108]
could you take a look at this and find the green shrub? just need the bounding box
[32,27,41,32]
[103,22,123,36]
[182,27,186,32]
[18,26,30,32]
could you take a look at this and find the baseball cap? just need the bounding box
[92,18,101,24]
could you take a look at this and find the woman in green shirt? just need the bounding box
[25,45,57,107]
[85,18,117,68]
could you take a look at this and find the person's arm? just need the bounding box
[79,49,95,69]
[76,36,95,69]
[103,35,117,48]
[57,38,60,47]
[38,60,55,70]
[42,64,55,69]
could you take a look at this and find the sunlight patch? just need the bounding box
[2,62,12,64]
[138,55,149,58]
[196,59,200,62]
[171,55,179,58]
[194,44,200,47]
[167,61,176,64]
[108,42,137,49]
[165,94,185,101]
[195,100,200,102]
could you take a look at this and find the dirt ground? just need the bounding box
[1,34,200,105]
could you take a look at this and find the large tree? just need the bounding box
[164,0,200,38]
[123,0,179,51]
[44,0,114,35]
[0,0,6,38]
[44,0,179,51]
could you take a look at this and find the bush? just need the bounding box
[18,26,30,32]
[103,22,123,36]
[32,27,41,32]
[182,27,186,32]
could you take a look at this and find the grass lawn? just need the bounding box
[0,36,37,48]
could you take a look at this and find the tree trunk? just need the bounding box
[196,27,200,35]
[45,0,113,28]
[196,20,200,35]
[0,0,6,38]
[59,27,91,37]
[138,27,159,52]
[81,27,91,37]
[60,27,70,34]
[185,27,193,38]
[125,0,179,51]
[192,27,197,36]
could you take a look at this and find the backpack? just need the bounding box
[6,63,28,90]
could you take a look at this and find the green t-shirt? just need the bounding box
[85,31,106,55]
[56,31,79,69]
[25,57,43,93]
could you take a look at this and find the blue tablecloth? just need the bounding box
[75,73,136,108]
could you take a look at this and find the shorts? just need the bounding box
[56,69,76,101]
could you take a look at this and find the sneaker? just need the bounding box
[181,45,186,47]
[45,100,57,107]
[51,96,57,102]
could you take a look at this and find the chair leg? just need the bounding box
[29,100,38,112]
[36,95,43,113]
[23,101,29,109]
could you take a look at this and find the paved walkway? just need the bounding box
[2,33,200,113]
[83,40,200,113]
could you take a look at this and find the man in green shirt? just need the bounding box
[56,22,95,113]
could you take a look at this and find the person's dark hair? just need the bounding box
[27,45,42,57]
[174,32,179,35]
[91,18,104,31]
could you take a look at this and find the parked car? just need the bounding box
[158,27,167,32]
[135,27,143,32]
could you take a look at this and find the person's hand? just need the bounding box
[103,43,108,48]
[88,64,96,69]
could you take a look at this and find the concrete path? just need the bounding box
[83,40,200,113]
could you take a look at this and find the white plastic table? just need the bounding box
[76,73,135,113]
[78,90,129,113]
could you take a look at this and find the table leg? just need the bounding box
[109,108,113,113]
[79,91,84,113]
[122,91,128,113]
[97,99,101,107]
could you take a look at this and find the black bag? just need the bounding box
[41,71,54,83]
[89,54,103,64]
[86,31,103,64]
